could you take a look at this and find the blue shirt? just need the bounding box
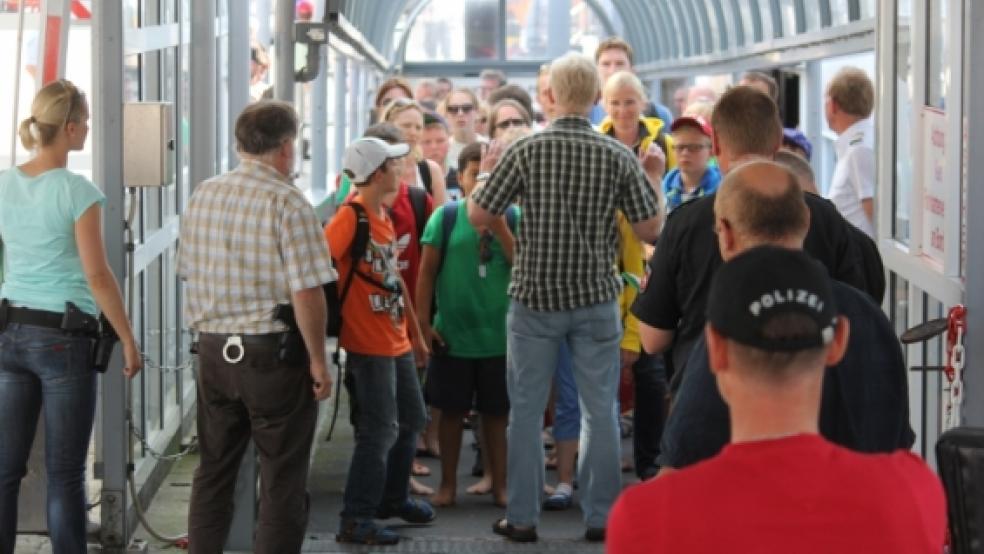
[0,168,106,315]
[661,165,721,212]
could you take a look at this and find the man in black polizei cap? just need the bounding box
[606,242,946,553]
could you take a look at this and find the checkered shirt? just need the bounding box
[470,115,659,311]
[177,159,336,334]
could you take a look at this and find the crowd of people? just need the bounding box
[0,29,945,554]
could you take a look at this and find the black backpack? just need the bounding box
[324,203,370,337]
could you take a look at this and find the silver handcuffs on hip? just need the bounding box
[222,335,245,364]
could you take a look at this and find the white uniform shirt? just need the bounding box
[827,118,876,238]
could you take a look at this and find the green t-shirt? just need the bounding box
[420,201,517,358]
[0,167,106,315]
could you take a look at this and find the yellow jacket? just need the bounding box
[617,212,646,353]
[597,116,678,173]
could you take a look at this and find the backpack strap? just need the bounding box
[436,200,460,276]
[504,205,518,233]
[408,185,429,242]
[417,159,433,195]
[338,202,370,309]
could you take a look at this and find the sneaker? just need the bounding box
[376,498,436,524]
[542,483,573,511]
[336,520,399,545]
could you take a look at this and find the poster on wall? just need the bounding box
[921,106,946,267]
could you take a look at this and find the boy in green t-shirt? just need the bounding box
[416,142,517,507]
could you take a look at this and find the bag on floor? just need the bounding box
[936,426,984,553]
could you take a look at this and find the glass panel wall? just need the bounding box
[893,0,914,243]
[405,0,499,62]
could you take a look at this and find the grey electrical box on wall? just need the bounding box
[123,102,174,187]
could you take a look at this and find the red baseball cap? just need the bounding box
[670,115,713,138]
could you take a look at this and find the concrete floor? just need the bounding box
[18,390,637,553]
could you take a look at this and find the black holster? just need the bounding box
[91,313,119,373]
[273,304,308,365]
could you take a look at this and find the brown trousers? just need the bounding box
[187,333,316,554]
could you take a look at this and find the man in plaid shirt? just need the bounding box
[178,101,336,553]
[468,53,660,543]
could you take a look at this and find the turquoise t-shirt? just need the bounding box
[0,167,106,315]
[420,201,517,358]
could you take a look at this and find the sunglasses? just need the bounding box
[495,118,528,131]
[672,143,711,154]
[446,104,475,115]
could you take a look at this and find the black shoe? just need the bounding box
[585,527,606,542]
[492,517,537,542]
[336,520,399,545]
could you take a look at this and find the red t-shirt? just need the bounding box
[387,183,434,298]
[608,434,946,554]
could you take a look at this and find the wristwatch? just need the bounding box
[476,172,491,182]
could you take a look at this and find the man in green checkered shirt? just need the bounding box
[469,52,660,543]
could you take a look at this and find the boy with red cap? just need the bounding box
[661,115,721,212]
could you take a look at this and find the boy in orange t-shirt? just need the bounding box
[326,137,435,545]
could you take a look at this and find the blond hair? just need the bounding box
[19,79,87,151]
[381,98,425,160]
[549,53,600,113]
[602,70,647,103]
[826,67,874,118]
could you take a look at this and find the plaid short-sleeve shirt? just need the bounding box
[470,115,659,311]
[177,159,336,334]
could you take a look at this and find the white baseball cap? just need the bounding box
[342,137,410,183]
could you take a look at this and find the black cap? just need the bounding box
[707,246,838,351]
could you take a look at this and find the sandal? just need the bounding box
[412,462,431,477]
[492,517,537,543]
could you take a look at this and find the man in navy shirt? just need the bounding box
[655,160,913,472]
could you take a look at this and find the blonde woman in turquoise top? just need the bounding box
[0,79,142,554]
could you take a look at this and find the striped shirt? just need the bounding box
[470,115,659,311]
[177,159,336,334]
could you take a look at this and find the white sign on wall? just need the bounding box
[921,106,947,267]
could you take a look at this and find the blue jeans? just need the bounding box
[0,324,96,554]
[340,352,426,523]
[552,344,580,442]
[506,300,622,529]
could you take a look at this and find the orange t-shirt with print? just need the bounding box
[325,197,411,357]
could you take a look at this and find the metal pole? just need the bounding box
[92,0,130,548]
[9,0,26,167]
[547,0,571,58]
[960,0,984,427]
[274,0,295,102]
[347,63,360,143]
[256,0,272,47]
[191,0,217,188]
[333,53,347,175]
[228,0,251,168]
[310,0,329,196]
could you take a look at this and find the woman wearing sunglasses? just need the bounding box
[487,99,532,140]
[441,88,487,170]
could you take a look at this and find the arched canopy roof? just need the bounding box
[340,0,875,70]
